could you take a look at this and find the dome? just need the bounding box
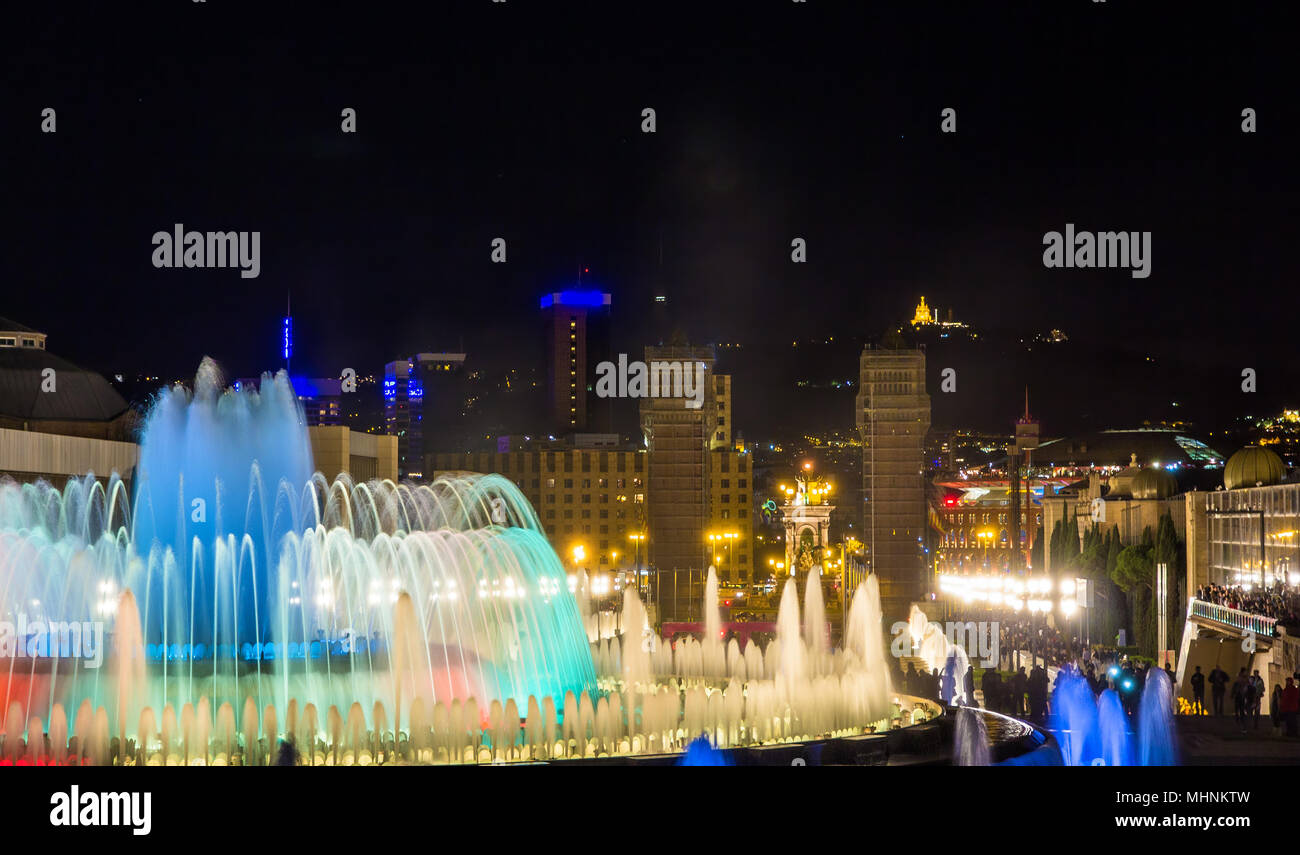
[1107,452,1142,498]
[1224,446,1285,490]
[0,347,128,422]
[1131,467,1177,499]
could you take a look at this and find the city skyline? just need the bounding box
[1,1,1297,784]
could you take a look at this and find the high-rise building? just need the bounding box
[709,374,732,451]
[856,344,931,621]
[385,352,467,480]
[637,344,754,609]
[541,290,611,433]
[641,345,716,580]
[707,447,752,584]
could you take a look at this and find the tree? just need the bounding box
[880,327,906,349]
[1113,526,1163,656]
[1078,523,1106,576]
[1059,510,1081,567]
[1029,522,1044,571]
[1098,526,1128,647]
[1152,512,1184,660]
[1113,542,1154,594]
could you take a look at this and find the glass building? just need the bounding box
[1205,482,1300,588]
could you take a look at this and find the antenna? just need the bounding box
[282,290,293,375]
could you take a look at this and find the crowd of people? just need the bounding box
[896,650,1171,723]
[1187,662,1300,735]
[1197,583,1300,629]
[998,620,1086,669]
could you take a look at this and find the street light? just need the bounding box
[627,532,647,600]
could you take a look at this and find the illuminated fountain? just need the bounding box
[906,604,970,705]
[1049,666,1177,767]
[955,665,1178,766]
[0,361,594,764]
[584,569,914,756]
[0,362,930,764]
[1048,667,1178,766]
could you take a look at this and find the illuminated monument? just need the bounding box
[779,465,834,577]
[909,297,969,337]
[911,296,938,326]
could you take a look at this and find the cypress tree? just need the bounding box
[1102,526,1126,646]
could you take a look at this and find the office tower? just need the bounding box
[640,345,717,594]
[385,352,466,480]
[856,344,931,621]
[541,290,611,434]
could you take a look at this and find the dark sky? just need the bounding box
[2,1,1294,434]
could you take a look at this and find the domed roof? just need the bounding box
[1224,446,1285,490]
[0,347,128,422]
[1131,467,1178,499]
[1107,453,1143,498]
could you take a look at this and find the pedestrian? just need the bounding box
[1251,670,1265,729]
[1232,668,1250,730]
[981,668,1000,711]
[1012,666,1028,717]
[1190,666,1206,715]
[1282,677,1299,737]
[1209,665,1229,716]
[1271,683,1283,735]
[1028,664,1048,722]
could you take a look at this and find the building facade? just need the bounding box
[541,290,610,434]
[640,345,716,580]
[384,352,466,480]
[856,345,931,619]
[431,446,647,574]
[936,484,1045,574]
[308,426,398,483]
[0,317,137,484]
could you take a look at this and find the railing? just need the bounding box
[1188,599,1278,638]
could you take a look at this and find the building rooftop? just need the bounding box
[1035,429,1224,468]
[0,316,43,335]
[0,347,129,422]
[539,290,611,309]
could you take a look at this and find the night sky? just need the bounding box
[3,2,1294,436]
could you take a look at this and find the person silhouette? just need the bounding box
[1190,665,1206,715]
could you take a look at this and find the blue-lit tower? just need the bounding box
[540,288,611,433]
[283,293,293,374]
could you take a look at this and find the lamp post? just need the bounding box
[628,532,646,603]
[977,529,993,572]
